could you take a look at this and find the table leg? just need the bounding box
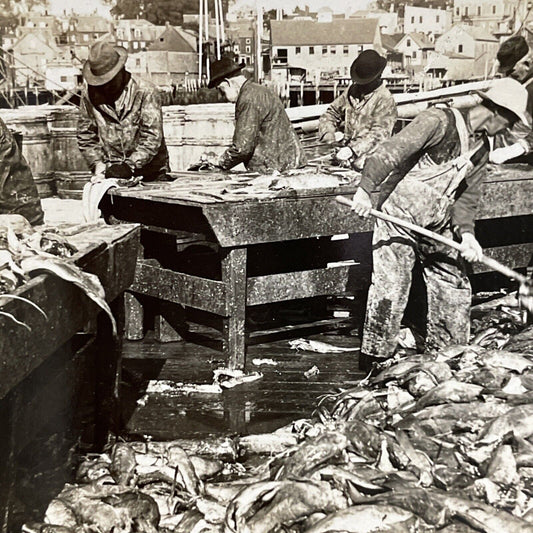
[221,247,247,370]
[124,291,144,341]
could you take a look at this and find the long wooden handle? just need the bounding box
[335,195,529,284]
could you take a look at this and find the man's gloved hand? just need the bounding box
[460,232,483,263]
[105,162,134,179]
[320,132,336,144]
[335,146,354,161]
[351,187,372,218]
[188,152,221,171]
[489,141,527,164]
[91,161,106,183]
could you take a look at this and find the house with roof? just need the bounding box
[350,9,399,35]
[452,0,528,34]
[66,15,112,47]
[10,29,60,87]
[404,5,452,37]
[126,23,198,85]
[434,24,499,78]
[115,19,162,53]
[269,18,383,80]
[226,19,255,66]
[394,32,435,73]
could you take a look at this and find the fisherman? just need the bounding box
[318,49,397,170]
[0,118,44,225]
[77,41,170,184]
[349,78,530,372]
[193,55,307,173]
[486,35,533,166]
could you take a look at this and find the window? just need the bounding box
[277,48,288,63]
[322,45,328,54]
[60,75,68,82]
[436,15,440,22]
[458,44,463,53]
[477,6,481,15]
[140,41,145,47]
[419,16,422,22]
[456,7,460,15]
[245,46,251,53]
[407,39,411,46]
[411,16,414,23]
[135,58,141,67]
[246,38,251,44]
[412,51,417,59]
[330,45,336,54]
[464,6,469,16]
[83,34,89,41]
[343,45,349,55]
[295,46,301,54]
[133,41,139,49]
[309,46,314,54]
[492,5,496,14]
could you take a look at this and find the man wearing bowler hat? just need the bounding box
[194,55,306,173]
[319,49,397,170]
[77,40,169,183]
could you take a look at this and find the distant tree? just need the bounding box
[110,0,225,26]
[0,0,48,30]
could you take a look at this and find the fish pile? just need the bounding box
[0,214,116,334]
[25,296,533,532]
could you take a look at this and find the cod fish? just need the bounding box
[303,504,419,533]
[110,442,137,486]
[243,480,347,533]
[273,431,348,479]
[415,380,483,410]
[166,444,202,495]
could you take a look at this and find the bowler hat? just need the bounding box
[350,50,387,84]
[208,56,245,89]
[497,35,529,74]
[476,77,530,127]
[83,41,128,86]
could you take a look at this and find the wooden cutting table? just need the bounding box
[100,165,533,370]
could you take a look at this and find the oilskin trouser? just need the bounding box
[361,109,477,360]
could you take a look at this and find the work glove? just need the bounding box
[188,152,221,171]
[489,141,527,164]
[320,131,344,144]
[460,232,483,263]
[350,187,372,218]
[105,162,134,179]
[91,161,107,184]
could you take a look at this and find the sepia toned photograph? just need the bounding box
[0,0,532,531]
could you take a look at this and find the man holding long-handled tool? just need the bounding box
[344,78,531,372]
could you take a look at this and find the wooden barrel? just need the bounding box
[48,107,91,197]
[1,109,55,197]
[163,104,235,170]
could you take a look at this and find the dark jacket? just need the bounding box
[77,76,169,180]
[359,107,489,236]
[218,81,307,172]
[0,118,43,225]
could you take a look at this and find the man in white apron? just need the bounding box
[350,78,531,372]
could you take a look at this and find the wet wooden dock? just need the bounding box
[120,330,364,440]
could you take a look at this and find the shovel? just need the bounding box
[335,195,533,313]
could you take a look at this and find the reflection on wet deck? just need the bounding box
[120,331,364,440]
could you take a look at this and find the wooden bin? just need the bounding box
[1,109,55,197]
[163,103,235,170]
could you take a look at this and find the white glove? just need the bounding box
[460,232,483,263]
[334,131,344,142]
[489,141,527,164]
[336,146,354,161]
[91,161,106,183]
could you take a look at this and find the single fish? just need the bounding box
[288,338,359,353]
[415,380,483,410]
[110,443,137,486]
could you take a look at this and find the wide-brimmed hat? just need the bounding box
[208,56,245,89]
[497,35,529,74]
[83,41,128,86]
[350,50,387,84]
[476,77,531,126]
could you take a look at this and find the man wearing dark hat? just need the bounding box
[77,41,169,183]
[195,55,306,173]
[349,78,530,372]
[490,35,533,164]
[319,49,397,170]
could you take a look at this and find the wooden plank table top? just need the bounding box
[0,222,140,400]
